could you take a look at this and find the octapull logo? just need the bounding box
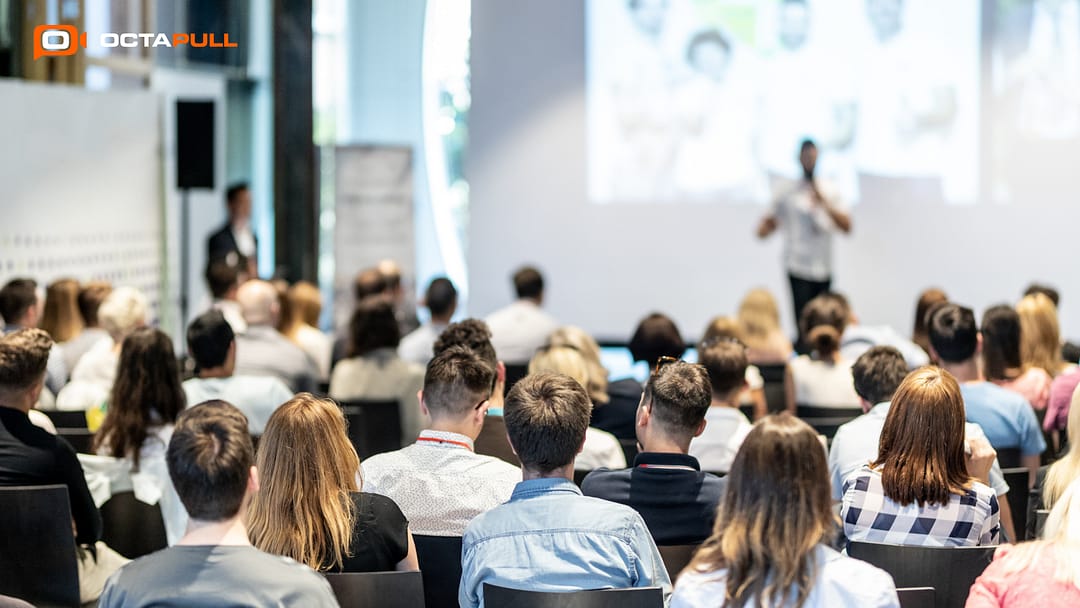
[33,24,237,60]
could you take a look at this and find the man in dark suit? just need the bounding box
[207,182,258,278]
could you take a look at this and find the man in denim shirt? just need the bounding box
[459,372,671,607]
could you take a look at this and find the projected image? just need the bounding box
[586,0,980,205]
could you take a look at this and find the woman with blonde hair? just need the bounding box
[40,278,84,344]
[280,281,332,381]
[967,478,1080,606]
[784,294,860,412]
[528,345,626,470]
[1017,293,1072,378]
[702,316,767,419]
[736,288,793,365]
[547,326,639,441]
[671,414,899,607]
[1043,385,1080,510]
[248,393,418,572]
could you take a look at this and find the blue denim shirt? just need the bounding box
[459,477,672,608]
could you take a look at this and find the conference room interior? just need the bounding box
[5,0,1080,607]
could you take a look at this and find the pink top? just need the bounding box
[993,368,1052,411]
[966,544,1080,607]
[1046,367,1080,432]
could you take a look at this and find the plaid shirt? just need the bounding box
[841,466,1000,547]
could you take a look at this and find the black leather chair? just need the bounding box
[0,485,80,607]
[338,399,401,459]
[1001,467,1030,542]
[483,584,664,608]
[100,490,168,559]
[475,415,519,467]
[897,587,936,608]
[847,541,994,608]
[413,535,463,608]
[324,571,425,608]
[657,544,699,582]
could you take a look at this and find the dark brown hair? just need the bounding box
[167,400,254,521]
[423,345,495,417]
[629,313,685,367]
[642,360,711,435]
[981,304,1023,382]
[851,346,908,405]
[913,288,948,355]
[77,282,112,327]
[928,304,978,364]
[347,297,400,357]
[0,278,37,326]
[504,372,591,473]
[0,328,53,390]
[513,266,544,300]
[799,294,848,358]
[699,340,749,396]
[433,319,498,369]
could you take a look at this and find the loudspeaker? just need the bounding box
[176,100,215,190]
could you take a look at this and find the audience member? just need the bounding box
[249,393,418,571]
[982,304,1051,410]
[837,292,929,369]
[582,358,726,544]
[701,317,767,418]
[377,258,421,335]
[736,287,794,365]
[841,367,1001,547]
[234,279,318,393]
[40,278,83,346]
[330,297,426,445]
[279,281,332,381]
[967,478,1080,607]
[1046,365,1080,440]
[1018,293,1073,378]
[785,294,860,411]
[1043,389,1080,510]
[205,258,247,335]
[629,312,687,370]
[1024,282,1080,362]
[361,346,520,536]
[398,276,457,366]
[207,182,258,277]
[0,278,67,393]
[93,328,188,543]
[459,372,670,607]
[183,311,293,435]
[0,329,125,602]
[828,346,1016,541]
[61,281,112,373]
[527,345,626,471]
[432,319,506,413]
[98,401,338,607]
[672,415,899,608]
[929,304,1045,480]
[546,325,636,440]
[485,265,559,364]
[689,339,754,472]
[912,287,948,357]
[329,266,391,368]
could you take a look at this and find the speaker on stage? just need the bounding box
[176,100,215,190]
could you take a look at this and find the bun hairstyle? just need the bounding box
[800,294,849,359]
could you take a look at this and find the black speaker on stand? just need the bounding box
[176,100,216,337]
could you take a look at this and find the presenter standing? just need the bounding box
[755,140,851,350]
[207,182,258,278]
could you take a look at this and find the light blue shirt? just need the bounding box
[182,375,293,435]
[960,382,1046,456]
[459,478,671,608]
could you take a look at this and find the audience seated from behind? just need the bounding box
[1046,364,1080,441]
[58,286,148,410]
[0,278,67,393]
[60,281,112,375]
[1023,282,1080,362]
[1042,391,1080,512]
[0,329,127,603]
[929,303,1045,481]
[785,294,861,412]
[484,265,559,365]
[361,346,520,536]
[93,328,189,544]
[700,317,767,419]
[459,372,670,607]
[837,292,929,369]
[527,345,626,471]
[547,325,638,439]
[967,478,1080,607]
[840,367,1001,547]
[399,276,458,366]
[671,415,900,608]
[1017,293,1075,379]
[582,358,726,545]
[98,401,338,607]
[248,393,418,572]
[204,258,247,335]
[736,288,794,365]
[982,304,1051,411]
[183,311,293,436]
[911,287,948,358]
[329,297,427,445]
[234,280,318,393]
[828,346,1016,542]
[279,281,332,382]
[377,258,421,336]
[331,267,390,368]
[432,319,507,413]
[39,278,83,372]
[688,339,755,473]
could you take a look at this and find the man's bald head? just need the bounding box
[237,280,279,326]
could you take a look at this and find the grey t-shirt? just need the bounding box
[98,545,339,607]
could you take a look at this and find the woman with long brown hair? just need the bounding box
[981,304,1051,410]
[248,393,418,572]
[841,367,1000,547]
[39,278,84,344]
[671,414,899,607]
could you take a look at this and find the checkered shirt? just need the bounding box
[841,466,1000,547]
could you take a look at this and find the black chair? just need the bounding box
[897,587,936,608]
[503,364,529,396]
[475,415,519,467]
[100,490,168,559]
[738,404,755,421]
[413,535,463,608]
[1001,467,1030,542]
[0,485,80,607]
[795,405,863,441]
[573,469,591,486]
[338,399,402,460]
[619,439,640,465]
[324,571,425,608]
[657,544,698,582]
[757,364,787,414]
[483,584,664,608]
[994,447,1022,469]
[847,541,994,608]
[41,410,95,454]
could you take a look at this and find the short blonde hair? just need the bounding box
[1017,293,1065,376]
[738,288,782,346]
[529,345,591,394]
[98,287,148,342]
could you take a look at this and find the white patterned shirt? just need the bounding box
[360,429,521,536]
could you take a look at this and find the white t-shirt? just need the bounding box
[771,178,847,281]
[182,375,294,435]
[575,427,627,471]
[788,355,861,408]
[689,406,753,473]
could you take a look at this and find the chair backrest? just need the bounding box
[994,447,1022,469]
[573,469,591,486]
[0,485,80,607]
[618,438,640,465]
[657,545,699,582]
[896,587,936,608]
[503,364,529,396]
[738,404,755,421]
[847,541,994,608]
[413,535,464,608]
[1035,509,1050,539]
[795,405,863,420]
[1000,467,1030,542]
[41,410,89,429]
[324,571,425,608]
[339,400,402,460]
[100,490,168,559]
[475,415,519,467]
[757,364,787,414]
[482,584,664,608]
[42,410,95,454]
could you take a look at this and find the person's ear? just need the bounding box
[418,390,430,418]
[860,397,872,413]
[248,465,260,494]
[636,402,651,429]
[497,361,506,384]
[975,332,984,356]
[694,418,707,438]
[505,431,518,457]
[928,345,941,365]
